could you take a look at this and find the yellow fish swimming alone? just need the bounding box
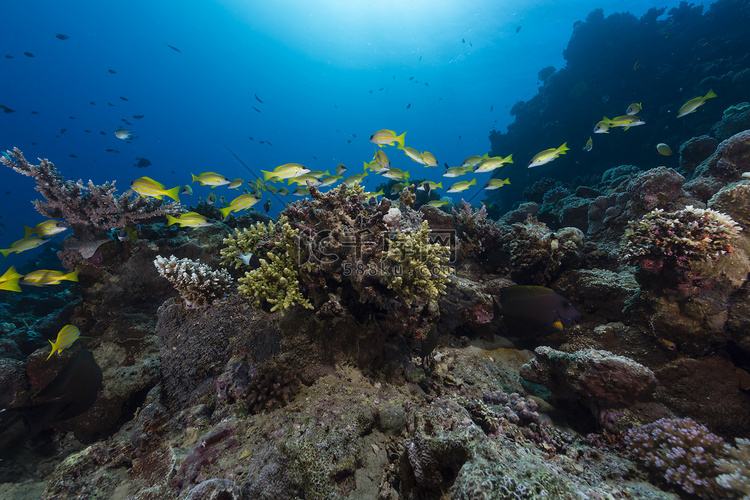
[528,143,569,168]
[23,220,68,238]
[677,89,717,118]
[47,324,81,360]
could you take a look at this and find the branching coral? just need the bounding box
[716,438,750,497]
[154,255,234,309]
[236,220,313,313]
[220,218,281,269]
[382,221,452,304]
[2,148,181,238]
[620,206,741,290]
[624,417,730,499]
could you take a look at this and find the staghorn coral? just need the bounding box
[236,220,313,313]
[220,217,284,269]
[620,205,741,291]
[154,255,234,309]
[624,417,731,499]
[2,148,181,239]
[382,220,452,304]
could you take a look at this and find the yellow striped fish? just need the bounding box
[369,129,406,148]
[420,151,438,167]
[399,146,425,164]
[219,193,261,218]
[21,269,79,286]
[191,172,231,188]
[261,163,309,181]
[474,154,513,173]
[0,266,23,292]
[166,212,214,228]
[130,177,181,202]
[23,220,68,238]
[47,324,81,360]
[447,178,477,193]
[677,89,717,118]
[527,143,569,168]
[1,236,50,257]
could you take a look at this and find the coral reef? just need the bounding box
[625,417,733,499]
[1,148,181,239]
[716,438,750,497]
[620,206,741,293]
[154,255,234,309]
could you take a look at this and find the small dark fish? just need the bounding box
[420,325,439,362]
[84,130,91,133]
[120,96,129,101]
[263,199,272,213]
[369,90,373,94]
[108,69,116,74]
[393,76,395,80]
[462,38,465,43]
[255,93,263,103]
[347,139,352,144]
[252,106,261,113]
[419,56,422,61]
[444,163,450,169]
[312,156,317,160]
[469,42,472,47]
[107,102,114,106]
[68,116,75,119]
[516,26,522,33]
[23,52,35,57]
[249,136,254,141]
[133,114,144,119]
[425,82,429,86]
[55,33,70,40]
[352,134,357,138]
[134,158,152,168]
[259,140,265,144]
[266,140,273,146]
[409,76,414,80]
[68,154,78,158]
[60,128,67,134]
[165,43,181,52]
[90,101,96,105]
[99,131,106,135]
[335,104,338,108]
[379,87,384,91]
[459,136,462,141]
[490,105,494,112]
[105,148,119,153]
[406,103,411,109]
[29,110,37,114]
[4,55,13,59]
[0,105,15,114]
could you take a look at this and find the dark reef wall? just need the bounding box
[488,0,750,215]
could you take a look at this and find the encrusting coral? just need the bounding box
[1,148,181,239]
[153,255,234,309]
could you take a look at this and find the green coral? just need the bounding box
[382,220,452,303]
[236,220,313,313]
[221,217,287,269]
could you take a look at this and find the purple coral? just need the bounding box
[624,417,728,498]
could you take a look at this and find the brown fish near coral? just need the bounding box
[496,285,580,338]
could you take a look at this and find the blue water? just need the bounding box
[0,0,709,261]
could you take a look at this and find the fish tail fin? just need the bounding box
[0,248,11,258]
[164,186,181,202]
[261,170,274,181]
[396,132,406,148]
[469,178,477,186]
[706,89,717,99]
[64,270,80,282]
[505,154,514,164]
[436,182,442,189]
[559,142,569,153]
[0,277,21,292]
[191,173,199,183]
[166,214,179,226]
[46,341,56,361]
[219,206,233,219]
[23,225,36,237]
[503,178,510,184]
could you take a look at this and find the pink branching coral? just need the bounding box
[1,148,181,238]
[624,417,730,498]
